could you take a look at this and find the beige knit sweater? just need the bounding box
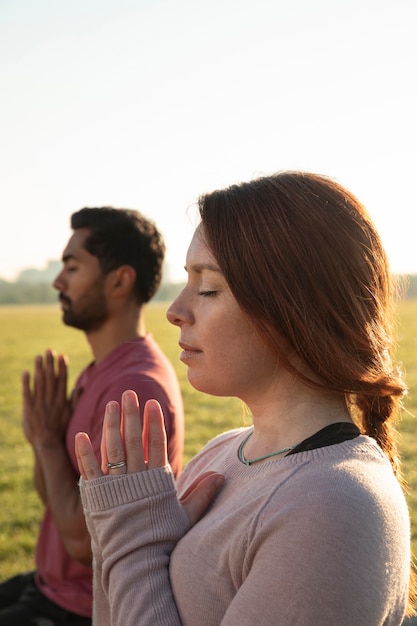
[80,430,410,625]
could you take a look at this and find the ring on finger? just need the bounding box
[106,460,126,469]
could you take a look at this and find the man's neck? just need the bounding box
[85,313,145,365]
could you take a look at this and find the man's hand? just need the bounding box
[22,349,72,449]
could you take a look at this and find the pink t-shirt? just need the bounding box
[34,335,184,617]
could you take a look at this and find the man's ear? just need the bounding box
[108,265,136,297]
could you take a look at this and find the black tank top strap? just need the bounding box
[286,422,361,456]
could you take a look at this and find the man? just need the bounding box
[0,207,184,625]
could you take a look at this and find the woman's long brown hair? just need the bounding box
[199,170,416,614]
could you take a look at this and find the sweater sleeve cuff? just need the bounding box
[79,465,176,511]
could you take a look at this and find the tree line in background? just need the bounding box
[0,260,184,304]
[0,261,416,305]
[0,279,185,305]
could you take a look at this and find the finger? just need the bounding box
[142,399,149,464]
[180,472,225,527]
[101,401,127,475]
[33,355,44,406]
[144,399,168,470]
[22,370,32,406]
[56,354,68,403]
[121,390,146,473]
[22,371,33,434]
[180,471,221,499]
[100,409,109,469]
[75,432,103,479]
[45,350,57,404]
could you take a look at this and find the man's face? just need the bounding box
[53,228,109,331]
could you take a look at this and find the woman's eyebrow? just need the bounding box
[185,262,222,273]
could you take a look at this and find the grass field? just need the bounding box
[0,301,416,581]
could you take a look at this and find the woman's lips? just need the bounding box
[179,342,202,362]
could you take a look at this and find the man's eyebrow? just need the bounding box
[62,253,76,263]
[184,262,222,273]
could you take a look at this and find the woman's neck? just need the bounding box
[244,377,353,459]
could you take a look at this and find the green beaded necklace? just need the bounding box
[237,430,300,466]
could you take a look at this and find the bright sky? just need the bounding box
[0,0,416,283]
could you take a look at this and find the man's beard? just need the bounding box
[59,290,109,332]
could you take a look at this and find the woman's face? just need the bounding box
[166,227,277,401]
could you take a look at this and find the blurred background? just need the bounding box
[0,0,416,287]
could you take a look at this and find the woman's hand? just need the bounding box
[75,390,224,526]
[75,390,166,478]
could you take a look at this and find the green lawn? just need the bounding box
[0,301,416,580]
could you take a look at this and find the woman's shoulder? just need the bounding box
[285,436,399,491]
[263,436,408,522]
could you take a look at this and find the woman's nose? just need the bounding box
[166,298,182,327]
[166,289,190,327]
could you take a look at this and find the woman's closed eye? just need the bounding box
[198,290,218,297]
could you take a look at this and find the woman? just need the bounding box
[76,171,415,625]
